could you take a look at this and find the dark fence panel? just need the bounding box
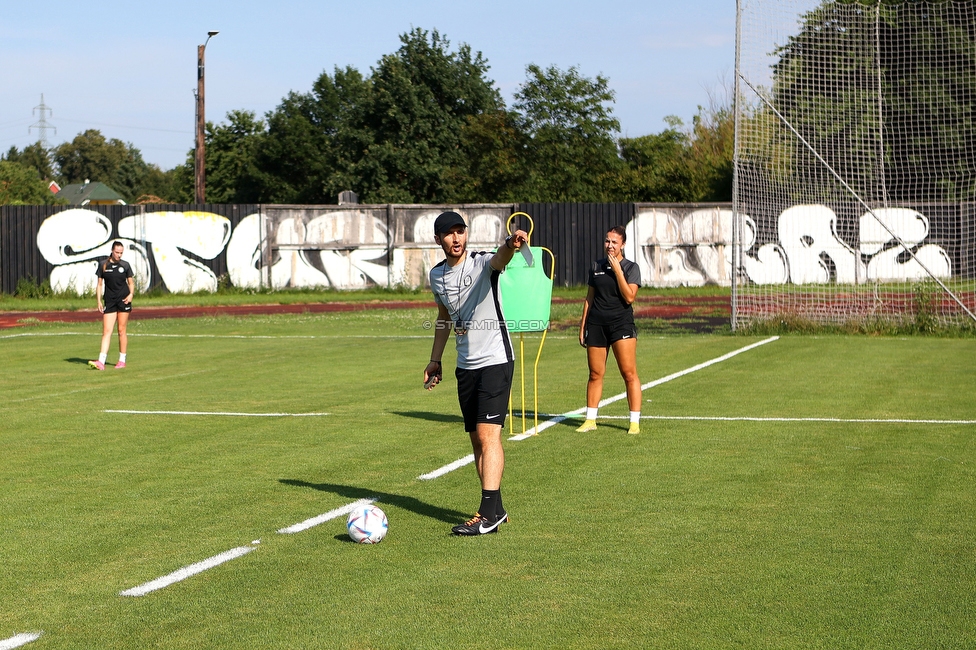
[518,203,635,286]
[0,205,53,294]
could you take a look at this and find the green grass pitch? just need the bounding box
[1,309,975,649]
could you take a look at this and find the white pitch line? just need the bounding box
[109,337,777,599]
[277,498,375,534]
[118,516,335,598]
[506,336,781,441]
[638,336,780,390]
[517,414,976,425]
[418,454,475,481]
[104,409,330,417]
[0,633,42,650]
[0,331,89,340]
[119,546,255,597]
[419,337,781,473]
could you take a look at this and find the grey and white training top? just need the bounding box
[429,250,514,370]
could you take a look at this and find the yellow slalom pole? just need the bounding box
[519,333,526,433]
[508,389,513,436]
[533,328,548,434]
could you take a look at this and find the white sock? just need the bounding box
[98,353,107,364]
[586,407,598,420]
[630,411,640,423]
[118,353,127,363]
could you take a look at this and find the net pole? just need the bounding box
[731,0,744,331]
[738,73,976,324]
[874,1,889,210]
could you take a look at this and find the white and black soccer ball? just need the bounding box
[347,504,388,544]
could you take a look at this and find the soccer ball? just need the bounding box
[347,504,388,544]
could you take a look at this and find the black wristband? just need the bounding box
[505,235,515,250]
[430,360,441,365]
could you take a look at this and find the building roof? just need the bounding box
[55,181,126,205]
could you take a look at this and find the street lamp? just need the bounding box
[195,30,219,204]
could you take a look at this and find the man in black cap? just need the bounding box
[424,211,528,535]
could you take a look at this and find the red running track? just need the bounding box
[0,295,731,330]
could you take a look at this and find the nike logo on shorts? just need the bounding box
[486,413,500,419]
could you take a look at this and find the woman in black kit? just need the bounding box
[576,226,642,434]
[89,241,134,370]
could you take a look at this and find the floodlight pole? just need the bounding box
[195,31,218,205]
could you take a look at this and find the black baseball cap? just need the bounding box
[434,211,467,235]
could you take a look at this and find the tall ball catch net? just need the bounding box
[733,0,976,329]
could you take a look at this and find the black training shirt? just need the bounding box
[97,259,134,300]
[587,257,641,324]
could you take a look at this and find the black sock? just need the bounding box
[479,489,500,519]
[495,490,505,517]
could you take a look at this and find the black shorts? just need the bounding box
[104,297,132,314]
[455,360,515,432]
[584,319,636,348]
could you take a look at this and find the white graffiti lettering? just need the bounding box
[118,211,230,293]
[36,209,151,293]
[33,203,952,293]
[778,205,865,284]
[622,204,948,287]
[225,213,268,289]
[860,207,951,280]
[721,211,789,285]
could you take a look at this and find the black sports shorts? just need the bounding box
[455,360,514,432]
[584,319,636,348]
[103,297,132,314]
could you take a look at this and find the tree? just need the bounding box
[255,28,503,204]
[687,101,735,201]
[132,166,182,204]
[53,129,130,185]
[256,66,370,203]
[174,29,735,205]
[768,0,976,203]
[0,160,58,205]
[609,117,695,202]
[451,109,529,202]
[198,110,267,204]
[359,28,503,203]
[514,64,621,201]
[603,97,733,203]
[3,143,55,181]
[52,129,179,203]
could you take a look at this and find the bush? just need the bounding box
[14,276,52,299]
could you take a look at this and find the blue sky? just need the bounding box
[0,0,736,170]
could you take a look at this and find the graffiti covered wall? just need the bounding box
[36,208,233,294]
[12,204,518,294]
[0,201,965,294]
[627,204,955,287]
[228,206,516,291]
